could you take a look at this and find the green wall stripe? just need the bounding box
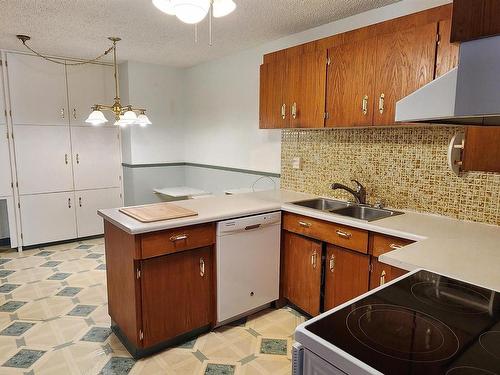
[121,162,281,178]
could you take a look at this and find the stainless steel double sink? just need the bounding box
[291,198,403,222]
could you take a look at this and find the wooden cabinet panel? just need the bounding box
[369,257,408,290]
[324,245,370,310]
[373,22,438,126]
[141,247,213,348]
[141,223,215,259]
[435,19,460,78]
[462,126,500,172]
[289,51,327,128]
[326,38,377,127]
[371,233,414,258]
[282,231,322,316]
[451,0,500,42]
[259,60,287,129]
[282,212,368,253]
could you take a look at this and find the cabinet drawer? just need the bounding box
[371,233,414,258]
[141,223,215,259]
[283,212,368,254]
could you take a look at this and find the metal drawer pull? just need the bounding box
[336,229,352,239]
[362,95,368,115]
[73,108,77,119]
[79,197,82,207]
[291,102,297,119]
[64,154,68,164]
[199,257,205,277]
[329,254,335,272]
[389,243,403,250]
[169,234,188,242]
[298,221,311,228]
[76,154,80,164]
[245,224,261,231]
[378,93,385,114]
[61,108,65,119]
[380,270,386,286]
[68,198,71,208]
[281,104,286,120]
[311,250,317,269]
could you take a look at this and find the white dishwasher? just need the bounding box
[216,211,281,324]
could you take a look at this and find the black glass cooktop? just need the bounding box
[305,270,500,374]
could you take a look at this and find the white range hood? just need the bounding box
[396,35,500,126]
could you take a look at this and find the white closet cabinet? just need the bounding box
[0,66,5,125]
[14,125,73,195]
[7,53,68,126]
[76,188,122,237]
[19,192,77,246]
[66,63,115,125]
[0,125,12,197]
[71,126,121,190]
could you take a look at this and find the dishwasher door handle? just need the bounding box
[244,224,261,231]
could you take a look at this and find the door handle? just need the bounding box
[76,154,80,164]
[68,198,72,208]
[291,102,297,120]
[378,93,385,114]
[298,221,311,228]
[64,154,68,164]
[73,108,77,120]
[199,257,205,277]
[61,108,65,119]
[335,229,352,239]
[281,104,286,120]
[311,250,317,269]
[329,254,335,272]
[79,197,82,207]
[380,270,386,286]
[362,95,368,115]
[389,243,403,250]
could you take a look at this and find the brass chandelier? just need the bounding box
[17,35,151,127]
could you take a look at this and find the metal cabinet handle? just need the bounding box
[76,154,80,164]
[291,102,297,120]
[336,229,352,239]
[378,93,385,114]
[68,198,71,208]
[73,108,77,119]
[298,221,311,228]
[79,197,82,207]
[311,250,317,269]
[329,254,335,272]
[199,257,205,277]
[61,108,65,119]
[389,243,403,250]
[362,95,368,115]
[380,270,386,286]
[281,104,286,120]
[169,234,188,242]
[64,154,68,164]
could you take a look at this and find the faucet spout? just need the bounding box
[331,179,367,205]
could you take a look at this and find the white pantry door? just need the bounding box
[71,126,121,190]
[66,63,115,125]
[14,125,74,194]
[19,192,77,246]
[0,66,5,125]
[0,125,12,197]
[75,188,122,237]
[7,53,68,126]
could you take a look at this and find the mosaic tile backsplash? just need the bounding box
[281,127,500,225]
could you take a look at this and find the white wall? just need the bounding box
[183,0,451,174]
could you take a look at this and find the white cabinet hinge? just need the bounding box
[139,330,144,340]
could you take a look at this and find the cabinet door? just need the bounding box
[462,126,500,172]
[14,125,74,194]
[369,258,408,290]
[0,125,12,197]
[7,53,68,126]
[326,39,377,127]
[282,231,322,316]
[435,19,460,78]
[75,188,122,238]
[288,50,327,128]
[19,192,77,246]
[0,68,5,125]
[71,126,121,190]
[324,245,369,311]
[259,60,287,129]
[373,23,438,126]
[66,63,115,125]
[141,247,213,348]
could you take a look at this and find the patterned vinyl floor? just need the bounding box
[0,239,306,375]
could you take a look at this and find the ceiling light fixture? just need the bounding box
[16,35,151,128]
[152,0,236,45]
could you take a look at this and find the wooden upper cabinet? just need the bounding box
[326,38,377,127]
[259,60,287,129]
[451,0,500,42]
[436,19,460,78]
[373,22,438,126]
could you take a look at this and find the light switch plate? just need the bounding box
[292,157,302,170]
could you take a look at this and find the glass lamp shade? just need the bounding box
[213,0,236,17]
[152,0,176,15]
[136,114,152,127]
[122,110,138,122]
[172,0,210,24]
[85,110,108,126]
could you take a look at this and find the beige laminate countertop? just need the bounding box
[98,189,500,292]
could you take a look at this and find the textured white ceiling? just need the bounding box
[0,0,398,67]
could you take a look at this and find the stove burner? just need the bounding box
[479,331,500,360]
[411,281,490,314]
[446,366,498,375]
[346,304,460,362]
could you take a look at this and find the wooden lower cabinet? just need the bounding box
[140,247,213,348]
[369,257,408,290]
[282,231,322,316]
[324,245,370,310]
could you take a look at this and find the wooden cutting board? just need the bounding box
[119,202,198,223]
